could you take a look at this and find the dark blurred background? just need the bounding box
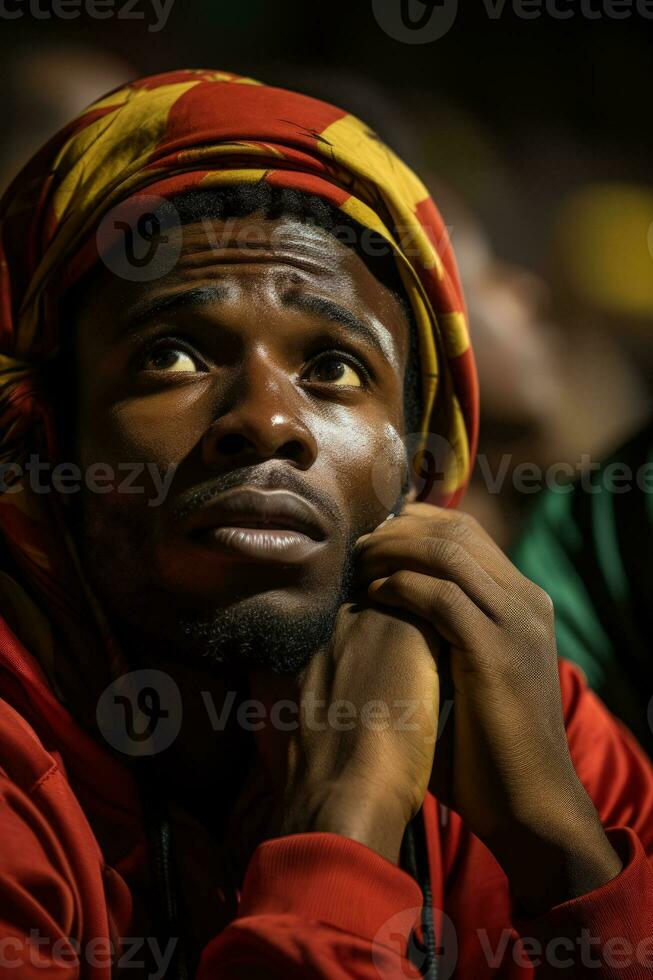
[2,0,652,545]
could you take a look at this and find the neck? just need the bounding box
[105,621,323,850]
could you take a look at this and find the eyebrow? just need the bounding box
[282,290,396,364]
[121,285,231,333]
[120,283,397,364]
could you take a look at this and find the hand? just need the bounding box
[248,601,441,865]
[354,502,623,912]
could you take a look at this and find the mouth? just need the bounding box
[178,487,329,563]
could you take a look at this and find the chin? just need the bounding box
[173,587,342,675]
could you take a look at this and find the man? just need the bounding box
[0,69,651,979]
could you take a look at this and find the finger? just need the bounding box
[401,502,508,554]
[402,501,497,546]
[354,535,508,621]
[367,570,492,650]
[357,507,518,590]
[354,511,397,550]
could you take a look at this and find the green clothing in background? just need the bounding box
[512,421,653,755]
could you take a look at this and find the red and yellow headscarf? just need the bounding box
[0,69,478,712]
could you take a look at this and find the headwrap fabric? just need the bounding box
[0,68,478,710]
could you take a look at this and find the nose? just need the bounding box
[201,352,318,469]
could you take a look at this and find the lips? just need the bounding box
[179,487,328,542]
[178,487,327,561]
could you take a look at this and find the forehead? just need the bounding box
[74,214,410,359]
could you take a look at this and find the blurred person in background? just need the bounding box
[431,185,564,548]
[513,184,653,756]
[417,126,652,551]
[440,184,651,548]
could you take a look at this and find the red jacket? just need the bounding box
[1,617,652,979]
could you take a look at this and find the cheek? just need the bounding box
[78,386,211,470]
[319,414,407,523]
[370,422,408,511]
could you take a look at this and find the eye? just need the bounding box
[138,340,202,374]
[304,352,366,388]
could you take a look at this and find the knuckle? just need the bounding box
[360,534,384,554]
[389,570,415,593]
[534,622,553,649]
[527,580,555,618]
[430,578,464,611]
[424,537,466,571]
[456,510,477,530]
[538,586,555,616]
[444,514,476,545]
[525,610,554,647]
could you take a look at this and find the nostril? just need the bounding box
[216,433,249,455]
[279,440,304,461]
[210,431,313,465]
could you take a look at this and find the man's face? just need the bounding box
[70,213,412,674]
